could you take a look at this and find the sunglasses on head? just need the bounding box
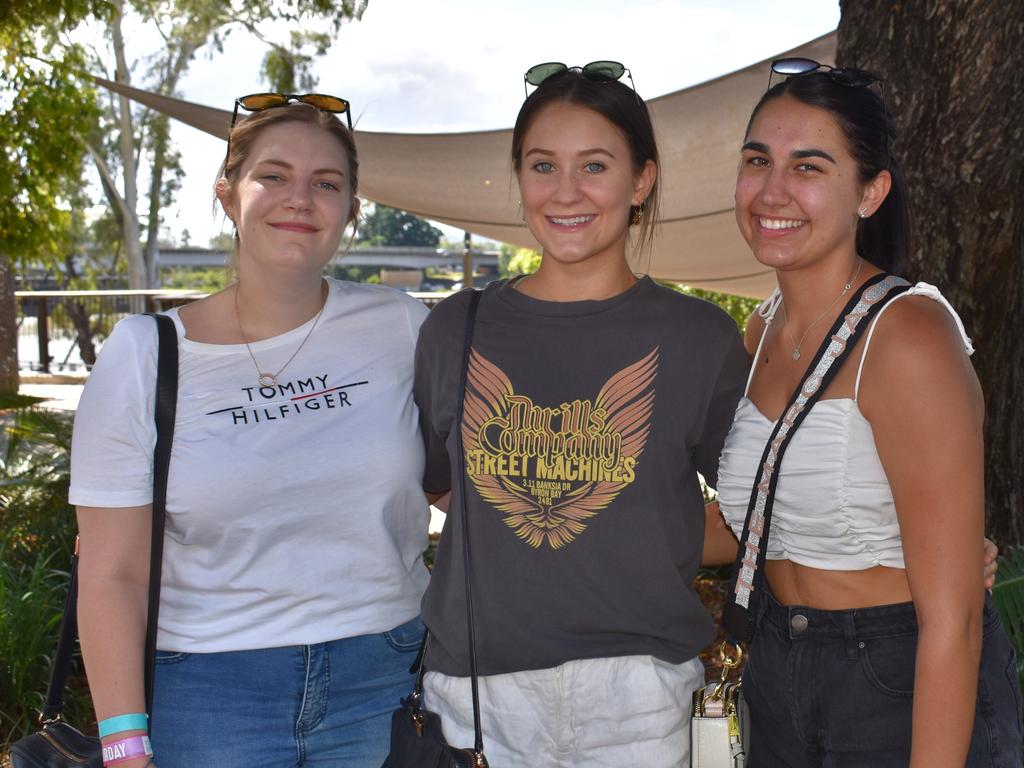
[523,60,635,97]
[769,58,881,88]
[224,93,353,167]
[769,58,890,169]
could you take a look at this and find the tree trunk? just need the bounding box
[838,0,1024,547]
[62,255,97,367]
[0,258,19,395]
[111,1,145,293]
[145,142,165,289]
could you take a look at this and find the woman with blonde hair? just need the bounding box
[71,96,431,767]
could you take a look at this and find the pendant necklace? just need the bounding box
[783,258,862,361]
[235,282,327,387]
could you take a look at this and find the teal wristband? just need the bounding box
[98,713,149,738]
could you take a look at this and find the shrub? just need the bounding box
[0,397,93,748]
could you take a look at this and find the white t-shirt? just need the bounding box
[70,279,431,652]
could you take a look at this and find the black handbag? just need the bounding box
[8,314,178,768]
[382,289,488,768]
[382,637,480,768]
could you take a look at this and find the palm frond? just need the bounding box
[991,546,1024,667]
[0,393,46,412]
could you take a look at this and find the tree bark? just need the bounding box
[838,0,1024,547]
[111,0,145,294]
[0,258,19,395]
[62,255,97,367]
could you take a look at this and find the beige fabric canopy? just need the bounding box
[95,32,835,298]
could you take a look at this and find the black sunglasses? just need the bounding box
[769,57,880,88]
[224,93,353,167]
[523,60,635,98]
[769,58,889,168]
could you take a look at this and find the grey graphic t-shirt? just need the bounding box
[414,277,749,676]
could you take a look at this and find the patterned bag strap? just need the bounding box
[722,274,911,643]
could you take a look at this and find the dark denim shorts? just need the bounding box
[742,591,1022,767]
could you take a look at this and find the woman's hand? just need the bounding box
[426,490,451,512]
[984,537,998,591]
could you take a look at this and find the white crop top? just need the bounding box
[716,282,973,571]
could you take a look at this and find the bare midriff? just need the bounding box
[765,559,913,610]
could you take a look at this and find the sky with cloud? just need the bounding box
[133,0,840,246]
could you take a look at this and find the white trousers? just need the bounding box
[423,654,704,768]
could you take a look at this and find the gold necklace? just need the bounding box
[783,258,862,361]
[234,282,327,387]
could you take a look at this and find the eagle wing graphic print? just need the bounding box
[461,347,658,549]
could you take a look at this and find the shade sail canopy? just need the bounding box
[94,32,835,298]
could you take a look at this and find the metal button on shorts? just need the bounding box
[790,613,809,633]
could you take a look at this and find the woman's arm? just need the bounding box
[77,504,156,768]
[861,297,985,768]
[426,490,451,512]
[701,500,739,566]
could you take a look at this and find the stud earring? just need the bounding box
[858,207,868,218]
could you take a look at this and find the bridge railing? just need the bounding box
[15,289,450,374]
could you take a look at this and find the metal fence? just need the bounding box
[15,289,449,373]
[15,290,204,373]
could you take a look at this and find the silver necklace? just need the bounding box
[782,258,862,361]
[234,283,327,387]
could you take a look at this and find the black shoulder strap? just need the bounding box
[723,274,910,642]
[40,543,81,722]
[39,313,178,724]
[144,313,178,716]
[453,289,485,757]
[408,289,484,755]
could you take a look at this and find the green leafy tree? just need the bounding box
[88,0,368,292]
[358,204,443,247]
[1,0,369,390]
[260,29,331,92]
[672,285,760,333]
[0,3,105,393]
[498,243,542,277]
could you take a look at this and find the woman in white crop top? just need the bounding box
[708,64,1021,766]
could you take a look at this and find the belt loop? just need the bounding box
[843,610,859,658]
[844,609,857,640]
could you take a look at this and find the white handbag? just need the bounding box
[690,645,748,767]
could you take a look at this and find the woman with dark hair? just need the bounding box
[71,99,430,767]
[714,64,1022,765]
[413,64,750,766]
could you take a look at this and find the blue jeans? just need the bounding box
[149,616,424,767]
[743,591,1023,767]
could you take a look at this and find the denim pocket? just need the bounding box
[858,634,916,698]
[154,650,191,664]
[383,615,425,652]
